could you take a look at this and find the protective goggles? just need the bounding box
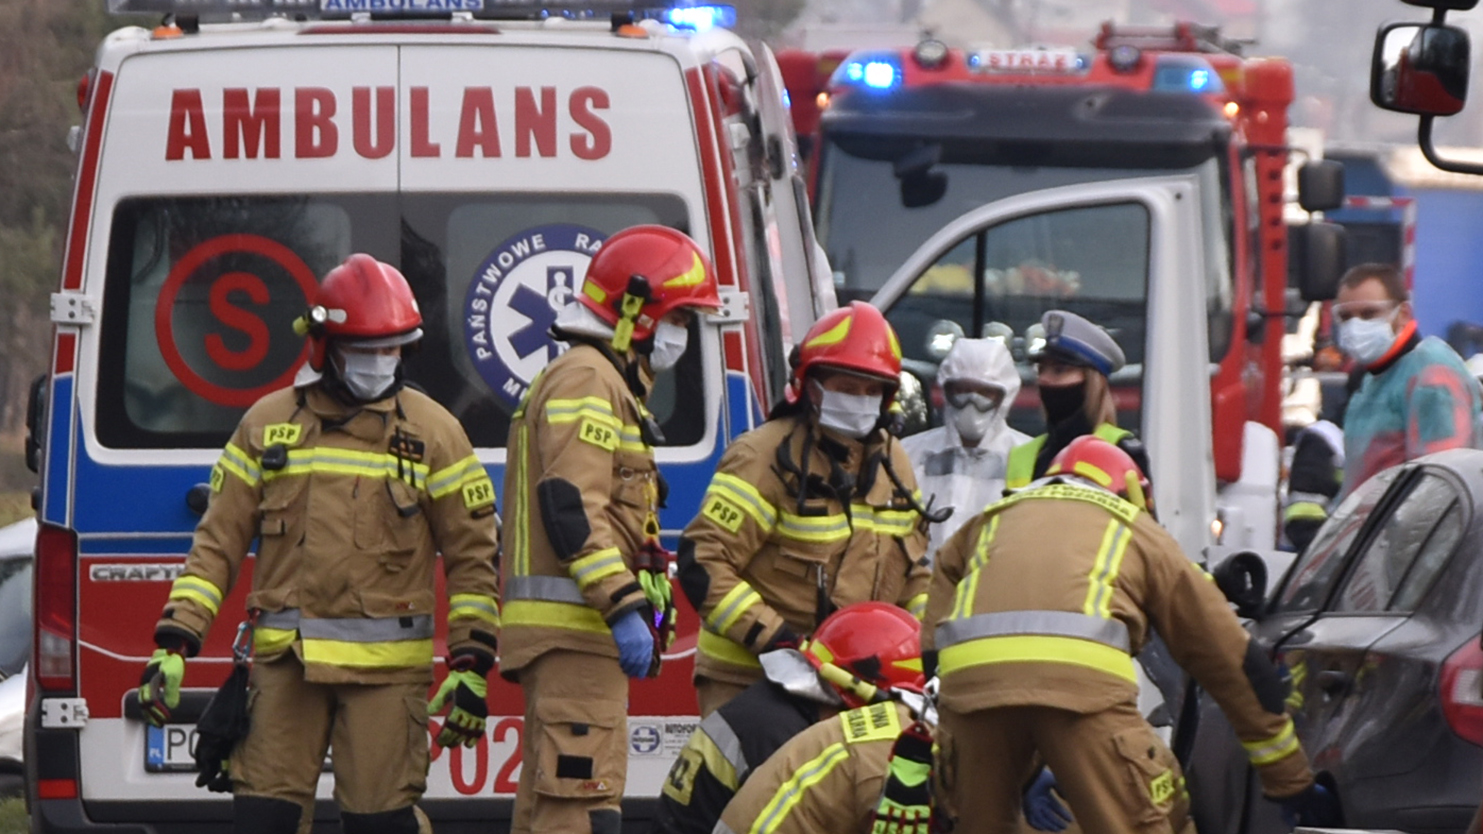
[943,386,1004,413]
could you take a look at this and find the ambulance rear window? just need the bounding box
[98,192,699,451]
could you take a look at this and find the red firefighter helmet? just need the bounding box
[1046,436,1150,510]
[577,225,721,351]
[299,254,423,370]
[789,301,902,402]
[802,602,922,708]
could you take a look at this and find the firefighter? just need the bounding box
[499,225,722,834]
[925,436,1340,833]
[901,337,1030,559]
[136,254,502,834]
[678,301,933,717]
[652,602,921,834]
[1004,310,1150,491]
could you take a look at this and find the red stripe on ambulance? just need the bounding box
[164,85,611,160]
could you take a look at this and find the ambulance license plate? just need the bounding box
[145,724,199,772]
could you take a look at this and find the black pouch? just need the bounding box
[194,622,253,793]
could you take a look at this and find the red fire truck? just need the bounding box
[780,22,1345,555]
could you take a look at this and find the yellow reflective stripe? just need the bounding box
[803,315,852,349]
[748,742,851,834]
[778,512,851,544]
[1284,501,1328,522]
[168,576,224,616]
[938,634,1137,683]
[218,443,261,486]
[428,455,486,499]
[449,594,501,627]
[1082,520,1131,619]
[570,548,627,591]
[688,729,740,791]
[698,629,762,668]
[661,251,708,288]
[618,425,648,453]
[951,515,999,621]
[515,424,531,576]
[261,447,430,487]
[707,583,762,634]
[986,480,1140,524]
[1242,718,1301,765]
[906,593,928,620]
[253,627,296,655]
[852,505,918,536]
[709,472,777,529]
[501,600,611,634]
[546,397,620,427]
[300,637,434,668]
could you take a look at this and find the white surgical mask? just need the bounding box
[1339,312,1399,366]
[648,320,690,372]
[814,386,883,439]
[337,350,400,402]
[948,404,995,445]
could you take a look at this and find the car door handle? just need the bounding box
[1316,669,1352,694]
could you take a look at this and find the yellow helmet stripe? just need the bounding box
[662,252,708,289]
[804,315,852,349]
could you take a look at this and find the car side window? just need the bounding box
[1388,499,1466,612]
[1333,473,1460,613]
[1275,467,1403,613]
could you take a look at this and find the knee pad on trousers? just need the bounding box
[233,795,302,834]
[342,806,420,834]
[590,808,622,834]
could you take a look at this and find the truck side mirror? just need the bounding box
[1289,221,1346,302]
[25,373,47,474]
[1400,0,1478,10]
[1371,22,1470,116]
[1297,160,1345,213]
[1212,551,1269,620]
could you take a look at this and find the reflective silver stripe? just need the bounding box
[700,711,752,780]
[258,609,300,630]
[504,575,586,605]
[935,610,1131,653]
[298,614,434,643]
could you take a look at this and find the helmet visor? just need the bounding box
[339,327,423,350]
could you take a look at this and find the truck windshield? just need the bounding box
[97,192,701,451]
[815,134,1235,366]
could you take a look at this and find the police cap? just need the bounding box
[1033,310,1125,376]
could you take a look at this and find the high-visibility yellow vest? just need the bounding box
[1004,423,1132,490]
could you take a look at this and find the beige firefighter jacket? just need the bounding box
[715,700,911,834]
[680,416,931,686]
[156,384,501,685]
[924,478,1314,798]
[498,342,657,676]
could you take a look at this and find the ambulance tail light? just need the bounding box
[34,523,78,692]
[75,73,90,113]
[1443,636,1483,746]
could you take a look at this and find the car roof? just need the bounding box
[0,518,36,561]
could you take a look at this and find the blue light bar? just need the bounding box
[663,4,734,30]
[832,51,902,91]
[1152,57,1225,95]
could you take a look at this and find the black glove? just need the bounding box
[1277,782,1342,828]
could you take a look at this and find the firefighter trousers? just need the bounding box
[938,700,1193,834]
[512,650,629,834]
[230,652,430,821]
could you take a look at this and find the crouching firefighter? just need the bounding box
[652,602,922,834]
[925,437,1340,833]
[137,255,503,834]
[499,225,723,834]
[679,301,936,717]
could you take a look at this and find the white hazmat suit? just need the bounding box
[902,338,1031,561]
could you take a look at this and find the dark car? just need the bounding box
[1188,448,1483,834]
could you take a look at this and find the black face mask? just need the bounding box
[1039,383,1085,426]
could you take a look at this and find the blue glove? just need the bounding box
[1023,768,1073,832]
[612,609,656,678]
[1277,782,1342,828]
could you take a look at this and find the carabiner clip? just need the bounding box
[231,620,254,664]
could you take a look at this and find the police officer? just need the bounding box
[652,602,921,834]
[137,255,502,834]
[1005,310,1150,490]
[499,225,722,834]
[679,301,933,717]
[925,437,1338,833]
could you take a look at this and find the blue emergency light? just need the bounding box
[662,4,733,30]
[107,0,735,26]
[1152,56,1225,94]
[834,52,902,90]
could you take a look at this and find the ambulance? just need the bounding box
[23,1,830,829]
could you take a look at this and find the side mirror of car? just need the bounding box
[1289,221,1346,302]
[1297,160,1345,213]
[1212,550,1268,620]
[1400,0,1478,12]
[1372,22,1470,116]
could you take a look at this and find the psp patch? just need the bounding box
[463,224,608,409]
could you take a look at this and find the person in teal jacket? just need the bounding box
[1334,263,1482,499]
